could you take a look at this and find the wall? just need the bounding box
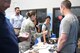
[6,0,80,18]
[5,0,80,29]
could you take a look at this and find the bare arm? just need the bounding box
[57,19,71,52]
[57,33,67,52]
[42,24,47,43]
[42,30,47,43]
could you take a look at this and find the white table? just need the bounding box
[24,42,57,53]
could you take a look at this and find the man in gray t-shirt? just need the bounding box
[59,13,79,53]
[56,0,79,53]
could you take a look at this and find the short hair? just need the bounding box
[61,0,72,9]
[45,16,51,20]
[27,11,36,17]
[15,7,20,10]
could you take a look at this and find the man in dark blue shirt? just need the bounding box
[0,0,19,53]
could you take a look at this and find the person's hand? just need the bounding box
[18,32,30,41]
[43,40,47,45]
[34,33,37,40]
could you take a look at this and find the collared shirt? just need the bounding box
[59,13,79,53]
[10,14,24,28]
[0,12,19,53]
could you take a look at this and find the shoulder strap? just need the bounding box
[44,24,48,30]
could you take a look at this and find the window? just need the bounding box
[53,6,80,38]
[21,9,47,23]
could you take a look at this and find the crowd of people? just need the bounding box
[9,7,51,53]
[0,0,79,53]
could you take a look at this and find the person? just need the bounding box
[10,7,24,36]
[0,0,19,53]
[41,16,51,44]
[55,0,79,53]
[18,11,36,53]
[33,18,40,33]
[32,18,48,44]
